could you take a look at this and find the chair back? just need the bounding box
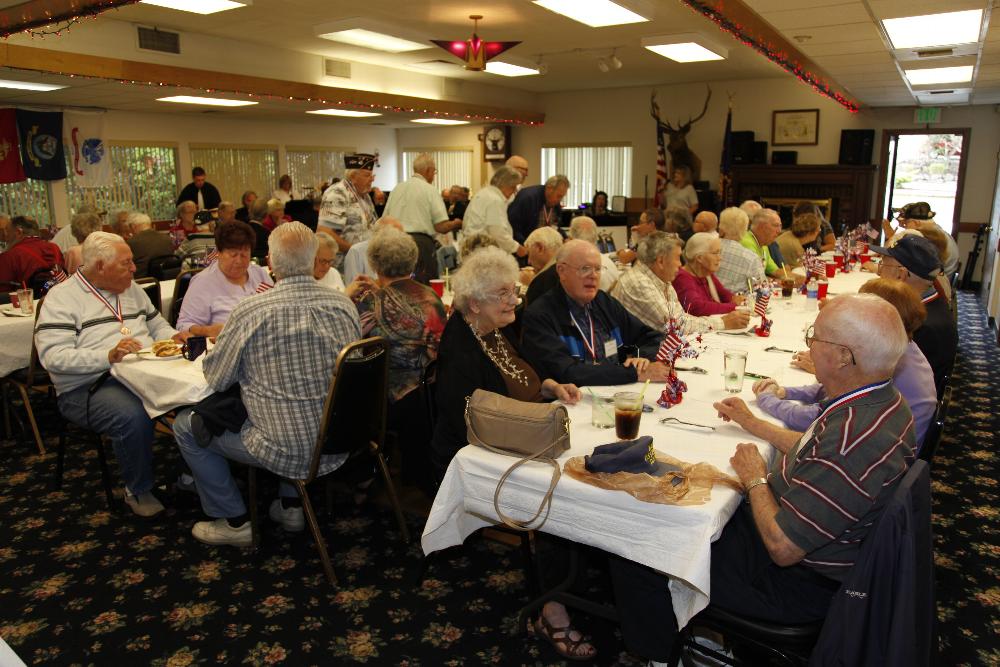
[28,267,54,297]
[148,254,182,281]
[918,386,950,464]
[24,295,46,386]
[135,277,161,314]
[168,268,202,327]
[306,337,389,483]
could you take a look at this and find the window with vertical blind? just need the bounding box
[0,180,52,227]
[188,145,278,206]
[285,147,349,198]
[540,145,633,209]
[400,150,473,191]
[65,144,179,221]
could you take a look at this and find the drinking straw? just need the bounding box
[636,379,651,409]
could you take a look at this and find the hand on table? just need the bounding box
[730,442,768,486]
[752,378,786,399]
[790,350,815,375]
[172,331,192,343]
[713,396,756,429]
[861,261,878,273]
[722,309,751,330]
[731,293,747,307]
[109,337,142,364]
[542,379,581,405]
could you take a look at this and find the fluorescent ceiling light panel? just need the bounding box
[411,118,469,125]
[532,0,648,27]
[307,109,381,118]
[882,9,982,49]
[318,28,427,53]
[157,96,257,107]
[904,66,974,85]
[642,34,727,62]
[140,0,247,15]
[0,79,66,92]
[485,61,541,77]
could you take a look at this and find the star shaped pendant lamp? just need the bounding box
[431,15,520,71]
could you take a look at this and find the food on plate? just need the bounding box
[151,340,182,357]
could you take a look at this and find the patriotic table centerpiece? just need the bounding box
[752,286,772,337]
[655,318,705,409]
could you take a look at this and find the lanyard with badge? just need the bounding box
[569,308,617,364]
[76,270,131,336]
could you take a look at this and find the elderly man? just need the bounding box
[715,207,766,292]
[566,216,620,291]
[522,226,564,306]
[884,202,959,277]
[236,191,257,224]
[172,222,361,545]
[342,216,403,284]
[740,208,794,282]
[871,234,956,391]
[665,205,694,240]
[176,166,221,211]
[611,232,750,333]
[506,155,529,182]
[0,216,63,287]
[610,294,916,663]
[36,232,185,517]
[317,153,378,267]
[383,153,461,284]
[462,166,526,258]
[693,210,718,234]
[507,174,569,244]
[0,213,11,248]
[617,208,666,266]
[216,201,237,225]
[126,212,174,279]
[522,239,670,386]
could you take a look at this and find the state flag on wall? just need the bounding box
[0,109,25,184]
[65,112,111,187]
[16,109,66,181]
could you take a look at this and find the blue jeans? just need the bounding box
[173,408,295,519]
[57,377,156,495]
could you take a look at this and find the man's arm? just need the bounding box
[201,307,249,391]
[35,299,111,375]
[714,397,803,454]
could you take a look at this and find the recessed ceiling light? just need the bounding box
[140,0,248,15]
[157,96,257,107]
[0,79,66,92]
[882,9,982,49]
[411,118,470,126]
[318,28,427,53]
[642,34,728,62]
[904,66,974,85]
[485,61,541,77]
[532,0,648,28]
[307,109,382,118]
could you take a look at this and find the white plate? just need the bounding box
[136,346,184,361]
[1,305,32,317]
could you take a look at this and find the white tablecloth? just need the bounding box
[0,313,34,377]
[160,279,175,318]
[421,269,875,627]
[111,352,213,418]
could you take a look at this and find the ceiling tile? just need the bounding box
[758,4,872,30]
[798,39,887,57]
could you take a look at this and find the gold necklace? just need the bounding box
[468,320,528,386]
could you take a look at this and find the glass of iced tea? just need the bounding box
[614,391,642,440]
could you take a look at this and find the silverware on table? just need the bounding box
[674,366,708,374]
[765,345,795,353]
[659,417,715,431]
[717,330,753,337]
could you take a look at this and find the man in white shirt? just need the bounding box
[383,153,461,284]
[461,166,527,259]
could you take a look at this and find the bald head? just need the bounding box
[693,211,718,234]
[740,200,763,218]
[556,239,602,305]
[567,216,598,243]
[815,294,908,381]
[751,209,782,245]
[506,155,529,181]
[375,216,403,232]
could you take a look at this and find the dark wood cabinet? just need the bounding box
[731,164,876,233]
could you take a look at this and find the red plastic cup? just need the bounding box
[825,262,836,278]
[8,291,19,309]
[861,243,869,254]
[817,281,829,299]
[429,279,445,297]
[859,252,872,264]
[833,254,845,269]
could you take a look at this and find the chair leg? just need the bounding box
[295,480,337,586]
[14,383,45,455]
[372,442,410,543]
[93,436,115,509]
[248,467,260,551]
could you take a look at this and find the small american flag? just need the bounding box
[657,332,685,363]
[754,289,770,317]
[205,248,219,264]
[255,280,273,294]
[802,249,825,278]
[51,265,68,284]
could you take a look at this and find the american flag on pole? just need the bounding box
[753,289,770,317]
[654,123,668,208]
[718,105,733,207]
[255,280,274,294]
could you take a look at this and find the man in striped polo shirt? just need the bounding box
[609,294,917,664]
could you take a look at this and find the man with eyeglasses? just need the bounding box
[522,239,670,386]
[609,294,916,664]
[870,234,956,392]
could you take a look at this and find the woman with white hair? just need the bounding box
[312,232,346,291]
[673,232,745,316]
[261,198,289,232]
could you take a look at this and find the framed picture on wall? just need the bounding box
[772,109,819,146]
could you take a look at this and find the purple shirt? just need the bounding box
[756,341,935,449]
[176,262,272,332]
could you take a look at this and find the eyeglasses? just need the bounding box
[561,263,603,277]
[485,286,519,304]
[804,325,856,365]
[315,257,334,267]
[876,260,906,278]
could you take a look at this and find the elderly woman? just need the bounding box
[673,232,745,316]
[461,165,526,258]
[756,278,936,449]
[272,174,300,205]
[261,198,289,232]
[431,246,590,661]
[170,200,202,248]
[664,166,697,215]
[64,212,103,274]
[235,190,257,223]
[313,232,346,291]
[775,212,822,270]
[176,220,273,337]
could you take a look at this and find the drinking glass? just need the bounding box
[613,391,642,440]
[17,288,33,315]
[724,350,748,393]
[590,394,614,429]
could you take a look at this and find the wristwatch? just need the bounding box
[744,476,769,496]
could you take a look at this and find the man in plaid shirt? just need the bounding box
[173,222,361,547]
[715,207,766,293]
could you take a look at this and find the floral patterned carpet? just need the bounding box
[0,291,997,666]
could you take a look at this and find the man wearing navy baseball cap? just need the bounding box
[870,234,956,392]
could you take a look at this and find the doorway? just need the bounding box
[877,129,970,236]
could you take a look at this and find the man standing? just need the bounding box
[383,153,461,284]
[173,222,361,546]
[884,201,959,277]
[176,166,222,211]
[716,207,766,293]
[0,216,64,287]
[317,153,378,269]
[461,166,526,258]
[505,155,529,182]
[522,239,670,386]
[36,232,185,516]
[507,175,569,244]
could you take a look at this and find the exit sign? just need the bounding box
[914,107,942,124]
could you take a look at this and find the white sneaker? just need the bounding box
[269,499,305,532]
[124,491,165,518]
[191,518,252,547]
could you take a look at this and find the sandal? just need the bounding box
[528,614,597,662]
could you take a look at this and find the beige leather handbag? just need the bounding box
[464,389,571,530]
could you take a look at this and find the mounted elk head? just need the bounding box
[651,85,712,182]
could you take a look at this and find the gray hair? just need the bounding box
[820,294,908,377]
[567,216,598,243]
[490,165,523,190]
[268,221,317,279]
[251,197,270,222]
[740,200,763,217]
[81,231,125,267]
[218,201,236,214]
[545,174,570,190]
[525,225,563,252]
[70,212,103,244]
[315,232,338,254]
[412,153,435,175]
[127,212,152,231]
[452,246,518,313]
[177,201,196,217]
[664,205,692,234]
[684,232,720,262]
[718,207,750,239]
[637,231,680,266]
[367,227,418,278]
[751,208,779,230]
[458,232,499,259]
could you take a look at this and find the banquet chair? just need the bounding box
[148,255,182,281]
[168,268,202,327]
[135,277,161,314]
[919,385,951,465]
[2,296,51,454]
[246,337,410,586]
